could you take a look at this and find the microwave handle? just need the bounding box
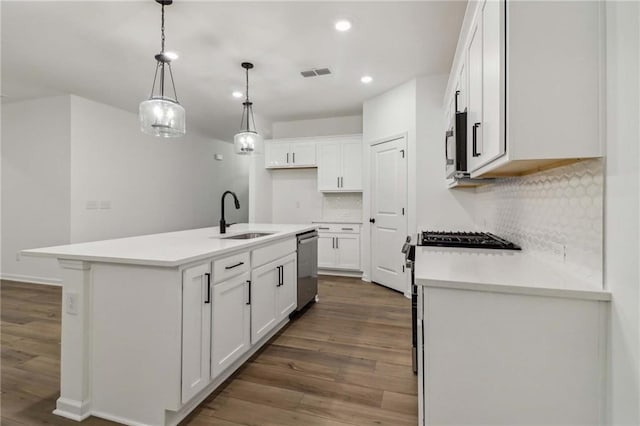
[445,130,454,165]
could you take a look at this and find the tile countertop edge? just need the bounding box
[415,277,612,302]
[21,224,318,268]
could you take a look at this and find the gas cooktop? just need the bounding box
[418,231,521,250]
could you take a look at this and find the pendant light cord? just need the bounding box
[245,67,250,131]
[161,3,165,53]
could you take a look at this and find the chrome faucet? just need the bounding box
[220,190,240,234]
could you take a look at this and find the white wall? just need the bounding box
[272,115,362,139]
[271,168,322,224]
[605,2,640,424]
[1,96,71,284]
[69,96,248,243]
[362,79,417,285]
[1,95,250,283]
[415,75,476,231]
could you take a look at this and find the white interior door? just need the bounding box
[370,137,408,293]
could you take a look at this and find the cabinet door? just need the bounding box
[250,260,279,344]
[455,59,467,113]
[276,253,297,320]
[480,0,505,166]
[266,142,291,168]
[467,15,484,172]
[211,272,250,378]
[340,140,363,191]
[181,263,211,403]
[336,234,360,270]
[317,142,341,191]
[291,141,317,167]
[318,233,336,268]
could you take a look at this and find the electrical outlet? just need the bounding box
[86,200,99,210]
[65,292,79,315]
[99,200,111,210]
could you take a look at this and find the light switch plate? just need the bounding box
[65,292,79,315]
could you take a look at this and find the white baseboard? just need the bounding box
[0,273,62,286]
[318,269,363,278]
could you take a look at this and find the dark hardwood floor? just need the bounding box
[1,276,417,425]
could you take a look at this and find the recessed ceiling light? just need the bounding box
[164,51,179,61]
[360,75,373,84]
[335,20,352,32]
[232,91,243,98]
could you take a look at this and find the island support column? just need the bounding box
[53,259,93,421]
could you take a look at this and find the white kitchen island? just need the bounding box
[414,247,611,426]
[22,223,316,426]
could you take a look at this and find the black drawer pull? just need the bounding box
[204,273,211,304]
[319,227,330,230]
[225,261,244,270]
[472,122,481,157]
[342,227,353,231]
[246,280,251,305]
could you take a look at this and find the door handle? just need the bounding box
[246,280,251,305]
[472,122,481,157]
[204,273,211,304]
[369,218,376,224]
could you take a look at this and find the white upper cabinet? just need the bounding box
[445,0,603,178]
[317,135,363,192]
[265,139,317,168]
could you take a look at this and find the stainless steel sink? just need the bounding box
[221,232,274,240]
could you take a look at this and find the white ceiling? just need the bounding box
[2,1,466,141]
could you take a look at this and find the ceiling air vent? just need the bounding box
[300,68,332,78]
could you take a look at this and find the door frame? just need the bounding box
[367,134,410,296]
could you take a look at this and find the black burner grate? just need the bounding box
[418,231,521,250]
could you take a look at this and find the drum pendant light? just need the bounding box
[139,0,186,137]
[234,62,263,155]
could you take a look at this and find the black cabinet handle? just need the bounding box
[293,152,296,163]
[369,218,376,224]
[225,261,244,270]
[246,280,251,305]
[319,227,330,230]
[472,122,481,157]
[336,238,339,249]
[342,227,353,231]
[286,152,289,164]
[332,237,335,249]
[445,130,454,165]
[204,273,211,304]
[337,177,339,188]
[276,265,283,287]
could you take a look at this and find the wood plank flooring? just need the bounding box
[1,276,417,425]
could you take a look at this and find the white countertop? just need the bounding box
[312,219,363,224]
[22,223,317,268]
[414,247,610,301]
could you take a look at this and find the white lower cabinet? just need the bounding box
[418,285,608,425]
[181,263,212,403]
[316,224,361,271]
[250,252,297,344]
[211,272,251,378]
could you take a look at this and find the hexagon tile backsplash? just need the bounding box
[475,159,603,285]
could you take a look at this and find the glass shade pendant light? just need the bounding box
[139,0,185,138]
[234,62,263,155]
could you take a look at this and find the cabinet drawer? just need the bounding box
[252,238,296,268]
[315,224,361,234]
[213,252,250,284]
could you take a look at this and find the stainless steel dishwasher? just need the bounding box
[296,230,318,311]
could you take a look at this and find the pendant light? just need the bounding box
[234,62,263,155]
[139,0,186,137]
